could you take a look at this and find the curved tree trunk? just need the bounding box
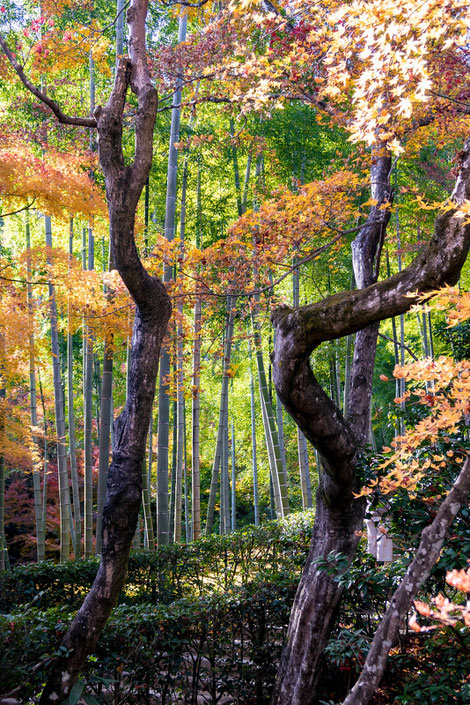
[271,142,470,705]
[38,3,171,701]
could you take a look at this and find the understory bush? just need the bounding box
[0,511,315,611]
[1,572,297,704]
[1,509,468,705]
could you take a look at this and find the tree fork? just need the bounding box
[271,140,470,705]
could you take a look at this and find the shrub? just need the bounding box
[0,511,314,611]
[1,572,298,704]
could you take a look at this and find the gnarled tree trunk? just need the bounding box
[35,2,172,702]
[271,142,470,705]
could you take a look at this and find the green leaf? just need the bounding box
[83,695,101,705]
[68,681,84,705]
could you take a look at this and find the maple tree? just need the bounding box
[1,1,171,701]
[412,564,470,632]
[0,0,469,702]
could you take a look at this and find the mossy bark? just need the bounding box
[272,142,470,705]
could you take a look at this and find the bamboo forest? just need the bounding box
[0,0,469,704]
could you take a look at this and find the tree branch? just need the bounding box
[378,332,418,361]
[342,454,470,705]
[272,182,470,357]
[272,138,470,493]
[0,33,97,128]
[0,199,36,218]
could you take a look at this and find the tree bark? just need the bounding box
[38,2,171,701]
[271,141,470,705]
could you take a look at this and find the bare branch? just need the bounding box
[159,0,211,7]
[170,230,346,301]
[378,332,419,361]
[429,90,470,111]
[158,72,216,104]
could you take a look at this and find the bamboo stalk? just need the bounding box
[45,216,71,562]
[183,403,189,542]
[297,429,312,509]
[156,14,187,546]
[205,297,235,534]
[26,212,45,561]
[0,333,6,570]
[395,166,405,435]
[141,457,155,550]
[169,395,177,543]
[191,166,203,541]
[293,255,313,505]
[222,404,231,533]
[191,299,202,540]
[231,420,236,532]
[252,309,289,518]
[115,0,125,69]
[83,223,94,557]
[230,117,243,217]
[248,341,260,526]
[174,120,191,543]
[174,340,185,542]
[67,218,81,558]
[242,151,252,215]
[95,335,113,554]
[220,415,227,535]
[38,374,48,562]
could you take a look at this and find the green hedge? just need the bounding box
[2,508,468,705]
[1,571,298,704]
[0,511,315,611]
